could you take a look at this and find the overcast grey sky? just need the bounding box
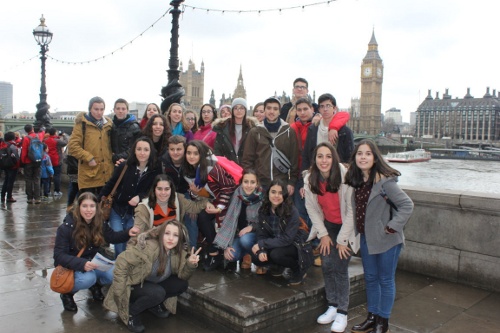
[1,0,498,122]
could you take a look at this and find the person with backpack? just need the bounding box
[40,143,54,201]
[0,132,20,203]
[44,127,69,197]
[21,124,45,204]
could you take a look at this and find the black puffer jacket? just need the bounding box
[53,214,130,272]
[110,114,141,163]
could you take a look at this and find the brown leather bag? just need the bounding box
[50,247,85,294]
[100,165,128,220]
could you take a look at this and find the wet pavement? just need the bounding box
[1,178,499,333]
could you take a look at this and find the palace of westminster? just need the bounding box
[1,31,499,141]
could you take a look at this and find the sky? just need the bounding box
[1,0,499,122]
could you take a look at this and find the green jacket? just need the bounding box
[103,227,196,325]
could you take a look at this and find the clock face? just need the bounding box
[377,68,382,77]
[364,67,372,77]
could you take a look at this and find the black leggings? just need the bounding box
[129,275,188,316]
[197,210,217,246]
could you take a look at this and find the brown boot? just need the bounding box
[241,254,252,269]
[351,312,377,332]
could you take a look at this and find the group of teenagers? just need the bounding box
[53,78,413,333]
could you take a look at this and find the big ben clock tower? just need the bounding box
[359,30,383,135]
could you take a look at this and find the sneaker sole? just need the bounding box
[317,317,336,324]
[288,273,307,286]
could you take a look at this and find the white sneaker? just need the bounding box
[331,313,347,332]
[317,306,337,324]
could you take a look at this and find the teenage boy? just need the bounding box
[110,98,141,164]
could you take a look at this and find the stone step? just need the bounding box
[178,257,365,333]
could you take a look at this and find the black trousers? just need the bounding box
[252,244,299,271]
[129,275,188,316]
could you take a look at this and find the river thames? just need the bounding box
[388,159,500,194]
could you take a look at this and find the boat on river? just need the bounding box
[386,149,431,163]
[429,148,500,161]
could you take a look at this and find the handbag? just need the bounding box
[294,240,314,272]
[50,247,85,294]
[100,165,128,220]
[268,137,291,174]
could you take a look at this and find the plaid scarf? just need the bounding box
[86,113,103,129]
[213,186,263,250]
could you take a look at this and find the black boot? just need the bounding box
[368,316,389,333]
[60,293,77,312]
[351,312,377,332]
[127,315,145,333]
[203,253,223,271]
[89,283,104,301]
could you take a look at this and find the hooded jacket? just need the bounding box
[241,119,299,189]
[212,117,258,164]
[104,226,197,325]
[68,112,113,189]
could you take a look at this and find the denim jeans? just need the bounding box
[52,165,62,193]
[41,177,51,196]
[322,222,352,314]
[1,168,17,199]
[227,232,256,262]
[182,193,198,249]
[360,234,402,318]
[72,266,114,293]
[109,208,134,257]
[24,163,41,200]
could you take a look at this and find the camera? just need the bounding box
[58,130,63,136]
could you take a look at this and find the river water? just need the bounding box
[387,159,500,195]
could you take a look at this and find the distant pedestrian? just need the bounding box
[40,143,54,201]
[0,132,20,203]
[68,97,113,195]
[44,127,68,197]
[20,124,45,204]
[346,139,414,333]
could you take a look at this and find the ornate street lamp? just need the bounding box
[33,15,53,129]
[160,0,185,114]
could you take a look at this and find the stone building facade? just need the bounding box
[179,60,204,111]
[416,88,500,141]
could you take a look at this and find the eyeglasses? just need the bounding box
[319,104,334,110]
[201,110,213,115]
[186,117,195,121]
[234,106,246,111]
[294,85,307,90]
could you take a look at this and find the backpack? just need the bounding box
[27,135,44,163]
[214,155,243,183]
[0,144,17,169]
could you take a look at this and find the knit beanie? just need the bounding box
[231,98,248,110]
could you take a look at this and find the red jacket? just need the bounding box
[0,140,20,169]
[44,134,63,166]
[20,131,45,164]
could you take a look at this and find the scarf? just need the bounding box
[172,122,185,136]
[213,186,263,249]
[86,113,103,129]
[264,119,281,133]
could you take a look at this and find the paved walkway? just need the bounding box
[0,179,499,333]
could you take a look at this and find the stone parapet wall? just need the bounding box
[399,186,500,292]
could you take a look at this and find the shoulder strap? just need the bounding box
[81,122,86,149]
[76,247,85,257]
[109,165,128,197]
